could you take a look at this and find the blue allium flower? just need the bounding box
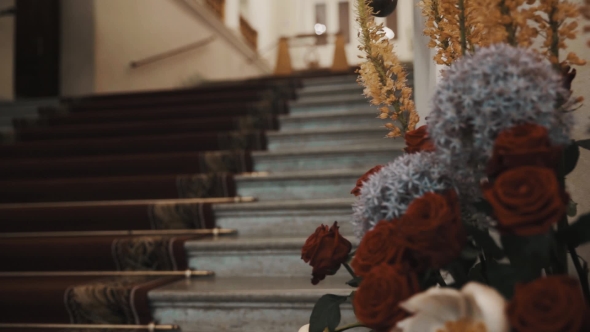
[351,152,455,237]
[427,44,572,198]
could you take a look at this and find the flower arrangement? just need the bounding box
[298,1,590,331]
[356,0,419,138]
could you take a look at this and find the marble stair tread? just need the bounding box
[150,276,353,302]
[149,277,365,332]
[296,83,362,97]
[301,75,358,86]
[213,198,355,237]
[235,169,369,201]
[278,109,382,130]
[252,143,402,172]
[267,126,388,150]
[186,236,358,277]
[289,94,367,108]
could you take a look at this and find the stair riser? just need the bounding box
[289,101,370,115]
[267,130,386,150]
[152,304,364,332]
[253,150,400,172]
[236,176,360,201]
[188,250,353,277]
[296,84,363,98]
[214,209,354,237]
[279,113,382,130]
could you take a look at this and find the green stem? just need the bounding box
[499,0,517,46]
[458,0,467,56]
[335,322,366,332]
[342,262,357,279]
[548,3,560,68]
[568,244,590,304]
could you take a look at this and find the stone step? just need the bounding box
[213,198,354,237]
[150,276,366,332]
[185,236,358,277]
[235,169,368,201]
[279,108,382,130]
[289,94,368,112]
[267,126,388,150]
[252,144,402,172]
[301,75,358,87]
[296,83,363,98]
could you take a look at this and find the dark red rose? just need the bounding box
[404,125,435,153]
[508,276,586,332]
[351,220,405,278]
[353,264,420,331]
[396,190,466,271]
[351,165,384,196]
[301,222,352,285]
[482,166,567,236]
[487,123,562,177]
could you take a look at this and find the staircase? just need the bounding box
[0,72,407,332]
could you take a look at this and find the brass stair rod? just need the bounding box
[0,269,214,278]
[0,322,179,330]
[0,227,238,239]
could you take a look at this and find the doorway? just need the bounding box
[14,0,60,99]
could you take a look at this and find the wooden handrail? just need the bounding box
[205,0,225,20]
[130,35,216,68]
[239,15,258,50]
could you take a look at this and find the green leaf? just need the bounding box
[460,243,481,260]
[576,139,590,151]
[486,260,519,299]
[472,200,495,215]
[556,213,590,248]
[501,234,550,282]
[309,294,348,332]
[346,277,361,288]
[468,262,487,284]
[564,140,580,175]
[464,224,505,259]
[567,199,578,217]
[445,258,474,289]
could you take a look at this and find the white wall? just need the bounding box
[0,0,14,101]
[61,0,95,97]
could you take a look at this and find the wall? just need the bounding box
[91,0,269,94]
[61,0,95,96]
[566,0,590,267]
[0,0,14,101]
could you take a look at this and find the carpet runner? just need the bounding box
[0,77,297,328]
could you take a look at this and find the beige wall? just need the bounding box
[61,0,95,96]
[0,0,14,101]
[91,0,266,95]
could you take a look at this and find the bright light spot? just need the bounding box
[383,27,395,40]
[314,23,327,35]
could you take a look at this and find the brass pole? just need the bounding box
[0,322,179,330]
[0,227,238,239]
[0,196,256,209]
[0,269,214,278]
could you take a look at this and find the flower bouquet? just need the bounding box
[299,1,590,331]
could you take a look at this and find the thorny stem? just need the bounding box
[334,322,366,332]
[458,0,468,56]
[342,262,357,279]
[569,244,590,304]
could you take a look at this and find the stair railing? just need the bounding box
[130,35,216,68]
[239,15,258,50]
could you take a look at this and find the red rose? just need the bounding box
[507,276,586,332]
[487,123,562,177]
[301,222,352,285]
[351,220,405,278]
[482,166,567,236]
[396,190,466,271]
[404,125,435,153]
[351,165,384,196]
[353,264,420,331]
